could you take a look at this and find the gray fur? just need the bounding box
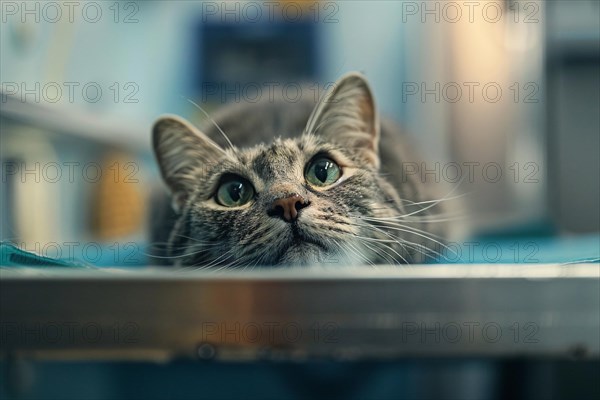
[151,73,446,268]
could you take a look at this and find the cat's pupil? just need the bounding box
[229,182,243,202]
[315,161,331,183]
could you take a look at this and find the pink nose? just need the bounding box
[270,194,309,222]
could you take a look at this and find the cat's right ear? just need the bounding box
[305,72,380,169]
[152,115,226,211]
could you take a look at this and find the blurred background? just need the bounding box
[1,2,599,399]
[1,0,599,265]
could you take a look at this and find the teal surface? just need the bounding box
[0,241,87,268]
[1,235,599,268]
[434,234,600,264]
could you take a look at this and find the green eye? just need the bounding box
[216,176,255,207]
[305,157,341,187]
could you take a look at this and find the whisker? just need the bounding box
[358,216,448,241]
[359,240,400,265]
[352,221,445,261]
[365,222,454,256]
[185,97,237,152]
[340,240,376,267]
[350,232,410,264]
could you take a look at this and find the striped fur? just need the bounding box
[151,73,447,268]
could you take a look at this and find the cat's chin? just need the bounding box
[277,240,331,266]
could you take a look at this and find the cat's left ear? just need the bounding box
[152,115,227,211]
[305,72,380,168]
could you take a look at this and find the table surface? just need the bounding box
[1,264,599,361]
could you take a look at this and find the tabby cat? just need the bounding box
[151,73,449,268]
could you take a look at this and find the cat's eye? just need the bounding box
[216,176,255,207]
[305,157,341,187]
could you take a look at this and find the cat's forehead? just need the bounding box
[236,136,324,178]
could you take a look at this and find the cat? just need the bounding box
[150,72,452,268]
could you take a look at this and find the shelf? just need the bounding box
[0,94,150,153]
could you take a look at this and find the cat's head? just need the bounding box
[153,73,415,267]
